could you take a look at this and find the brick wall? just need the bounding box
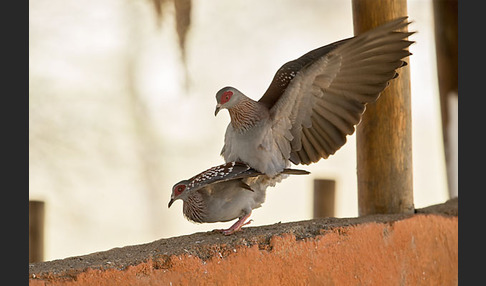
[29,198,458,285]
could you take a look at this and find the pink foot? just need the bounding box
[213,213,253,235]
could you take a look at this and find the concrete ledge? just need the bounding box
[29,198,458,285]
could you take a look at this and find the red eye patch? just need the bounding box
[220,90,233,104]
[175,185,186,195]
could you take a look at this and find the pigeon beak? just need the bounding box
[215,104,222,116]
[168,198,175,208]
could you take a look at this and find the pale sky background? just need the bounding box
[29,0,453,261]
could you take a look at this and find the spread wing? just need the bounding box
[259,17,414,165]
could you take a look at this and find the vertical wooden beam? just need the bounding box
[29,200,45,263]
[313,179,336,218]
[352,0,414,215]
[432,0,458,198]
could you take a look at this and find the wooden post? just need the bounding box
[313,179,335,218]
[352,0,414,215]
[432,0,458,198]
[29,200,45,263]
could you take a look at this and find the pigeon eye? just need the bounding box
[175,185,186,195]
[220,91,233,104]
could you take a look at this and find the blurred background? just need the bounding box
[29,0,457,262]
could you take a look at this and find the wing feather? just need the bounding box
[259,17,414,165]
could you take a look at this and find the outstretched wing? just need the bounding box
[259,17,414,165]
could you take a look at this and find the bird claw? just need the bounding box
[245,219,254,226]
[213,219,253,235]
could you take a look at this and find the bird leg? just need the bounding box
[214,212,253,235]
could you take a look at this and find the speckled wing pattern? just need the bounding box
[186,162,310,192]
[185,162,259,192]
[259,17,414,165]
